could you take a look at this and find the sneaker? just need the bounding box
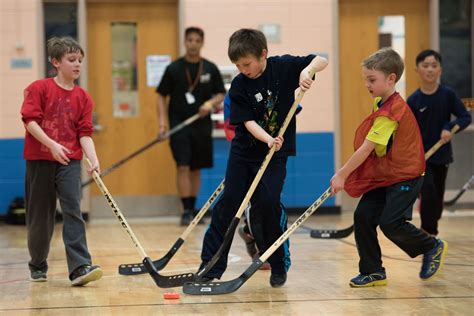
[270,273,287,288]
[180,210,192,226]
[349,271,387,287]
[238,225,258,258]
[70,265,103,286]
[30,270,47,282]
[420,239,448,280]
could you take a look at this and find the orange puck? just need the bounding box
[163,292,180,299]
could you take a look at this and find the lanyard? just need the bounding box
[185,60,204,93]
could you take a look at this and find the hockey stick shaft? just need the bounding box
[86,158,148,258]
[81,113,200,187]
[196,61,327,279]
[310,125,460,239]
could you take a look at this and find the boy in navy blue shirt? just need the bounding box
[199,28,326,287]
[407,50,471,236]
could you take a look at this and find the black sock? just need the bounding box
[181,197,193,211]
[190,197,196,210]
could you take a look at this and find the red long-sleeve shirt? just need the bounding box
[20,78,94,161]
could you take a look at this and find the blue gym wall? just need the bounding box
[0,139,25,215]
[0,133,335,215]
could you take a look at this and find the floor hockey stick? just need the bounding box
[310,125,460,239]
[183,188,332,295]
[117,179,225,275]
[444,175,473,207]
[139,58,328,287]
[81,113,200,187]
[86,158,195,288]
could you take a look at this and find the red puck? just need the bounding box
[163,292,180,299]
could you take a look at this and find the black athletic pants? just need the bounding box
[354,177,436,275]
[420,163,449,235]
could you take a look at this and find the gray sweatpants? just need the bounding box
[25,160,92,276]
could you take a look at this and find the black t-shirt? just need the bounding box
[229,54,315,159]
[407,84,471,165]
[156,57,225,128]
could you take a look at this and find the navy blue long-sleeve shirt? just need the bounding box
[407,84,472,165]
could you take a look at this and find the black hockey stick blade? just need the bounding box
[131,216,239,287]
[118,238,184,275]
[310,225,354,239]
[142,256,196,288]
[444,175,473,207]
[183,259,263,295]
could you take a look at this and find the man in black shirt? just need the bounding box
[156,27,225,225]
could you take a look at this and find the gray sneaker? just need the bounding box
[70,265,103,286]
[30,270,47,282]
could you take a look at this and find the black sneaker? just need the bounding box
[69,265,103,286]
[180,210,192,226]
[30,270,47,282]
[270,273,287,288]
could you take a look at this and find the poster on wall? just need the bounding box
[146,55,171,87]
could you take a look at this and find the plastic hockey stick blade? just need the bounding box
[444,175,473,207]
[142,256,195,288]
[119,238,184,275]
[118,180,225,275]
[310,225,354,239]
[184,260,263,295]
[183,188,332,295]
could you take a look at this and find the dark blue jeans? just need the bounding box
[200,153,290,278]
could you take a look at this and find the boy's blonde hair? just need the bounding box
[362,47,404,83]
[47,37,84,63]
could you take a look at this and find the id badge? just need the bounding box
[185,92,196,105]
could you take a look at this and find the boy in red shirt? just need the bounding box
[330,47,447,287]
[21,37,102,286]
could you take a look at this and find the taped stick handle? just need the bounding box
[85,157,148,259]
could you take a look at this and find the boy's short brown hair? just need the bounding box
[228,28,267,62]
[47,36,84,63]
[362,47,404,83]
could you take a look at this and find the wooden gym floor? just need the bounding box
[0,211,473,315]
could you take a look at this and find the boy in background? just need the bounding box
[407,49,471,236]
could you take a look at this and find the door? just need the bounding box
[87,2,178,197]
[339,0,430,164]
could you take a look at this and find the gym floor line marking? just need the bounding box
[1,295,472,312]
